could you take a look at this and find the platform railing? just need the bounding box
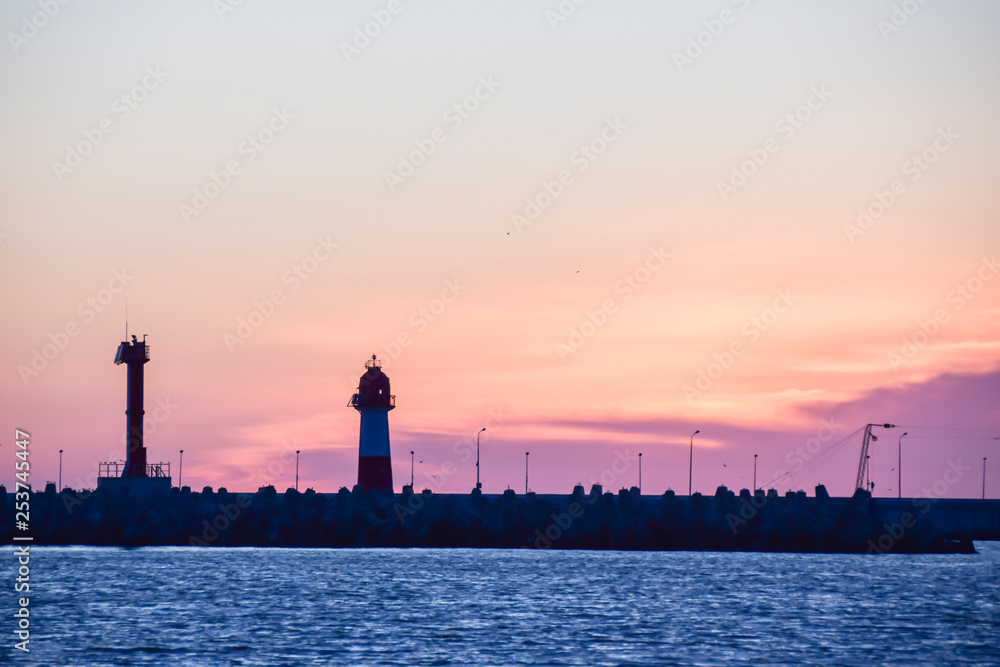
[148,462,169,478]
[98,462,171,478]
[347,393,395,408]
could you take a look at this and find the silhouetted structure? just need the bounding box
[98,334,170,495]
[348,355,395,491]
[115,335,150,477]
[5,483,997,552]
[29,341,994,552]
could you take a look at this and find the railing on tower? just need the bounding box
[99,461,124,478]
[147,462,169,478]
[348,393,395,408]
[98,461,171,478]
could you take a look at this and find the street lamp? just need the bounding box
[179,449,184,488]
[525,451,529,494]
[59,450,63,491]
[410,450,414,488]
[295,450,300,491]
[990,439,999,499]
[688,430,699,495]
[985,457,988,500]
[638,453,642,493]
[753,454,757,493]
[866,455,871,493]
[476,427,486,490]
[898,432,907,499]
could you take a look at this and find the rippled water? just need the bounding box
[4,544,999,666]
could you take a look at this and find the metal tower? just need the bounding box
[115,335,150,478]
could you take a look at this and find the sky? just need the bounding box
[2,0,999,498]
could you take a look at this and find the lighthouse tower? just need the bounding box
[348,355,395,491]
[97,333,170,496]
[115,335,150,478]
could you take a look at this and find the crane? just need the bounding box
[855,423,897,492]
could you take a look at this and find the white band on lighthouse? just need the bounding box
[358,411,391,457]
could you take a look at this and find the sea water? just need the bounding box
[5,543,999,666]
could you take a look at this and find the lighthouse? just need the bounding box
[348,355,395,492]
[115,334,150,477]
[97,333,171,495]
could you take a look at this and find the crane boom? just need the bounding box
[855,423,897,492]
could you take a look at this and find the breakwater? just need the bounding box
[4,483,998,553]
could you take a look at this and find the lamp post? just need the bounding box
[295,450,300,491]
[866,455,871,494]
[476,427,486,490]
[410,450,414,488]
[753,454,757,493]
[179,450,183,488]
[59,449,63,491]
[898,432,907,499]
[525,451,529,494]
[688,430,699,495]
[985,457,988,500]
[990,439,998,499]
[638,453,642,493]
